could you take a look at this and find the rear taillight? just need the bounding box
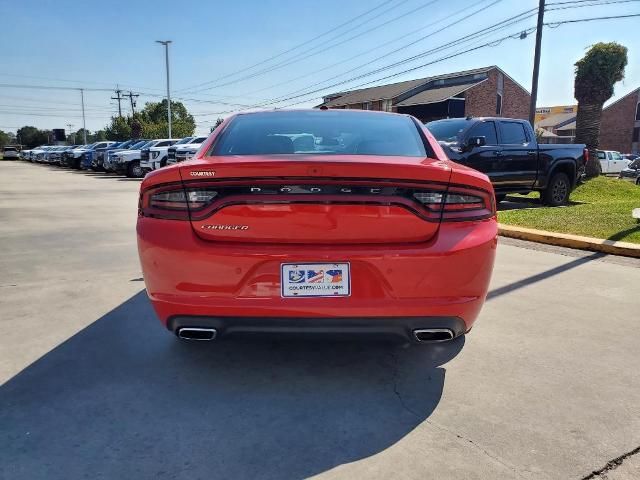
[139,186,219,219]
[412,188,494,221]
[583,148,589,165]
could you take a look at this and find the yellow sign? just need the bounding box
[535,105,577,123]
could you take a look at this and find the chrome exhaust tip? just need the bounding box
[177,327,217,341]
[413,328,454,343]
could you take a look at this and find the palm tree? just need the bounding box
[574,42,628,178]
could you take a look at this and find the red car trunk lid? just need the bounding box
[179,156,451,244]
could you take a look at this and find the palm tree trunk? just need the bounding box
[575,102,603,178]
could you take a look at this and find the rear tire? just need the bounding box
[542,172,571,206]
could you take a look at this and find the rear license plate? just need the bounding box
[281,263,350,298]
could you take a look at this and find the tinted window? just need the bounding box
[500,122,528,144]
[174,137,194,145]
[192,137,207,144]
[467,121,497,145]
[213,111,429,157]
[156,141,171,147]
[426,118,470,142]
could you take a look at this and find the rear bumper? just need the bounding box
[137,218,497,334]
[168,315,467,343]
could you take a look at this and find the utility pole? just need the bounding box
[528,0,545,127]
[111,85,124,117]
[125,91,139,114]
[80,88,87,144]
[156,40,172,138]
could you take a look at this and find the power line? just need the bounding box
[176,0,403,93]
[181,0,442,94]
[199,10,640,117]
[241,0,501,99]
[213,7,541,113]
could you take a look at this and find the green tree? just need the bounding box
[16,126,49,149]
[105,116,133,141]
[211,117,224,132]
[0,130,13,148]
[138,100,195,138]
[574,42,628,178]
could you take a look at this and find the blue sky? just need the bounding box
[1,0,638,135]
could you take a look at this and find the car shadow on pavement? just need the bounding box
[0,291,464,480]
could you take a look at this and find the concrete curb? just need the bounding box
[498,224,640,258]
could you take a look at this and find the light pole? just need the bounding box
[156,40,172,138]
[80,88,87,144]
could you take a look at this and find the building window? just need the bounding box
[363,101,371,110]
[496,93,503,115]
[636,101,640,121]
[382,99,393,112]
[633,127,640,143]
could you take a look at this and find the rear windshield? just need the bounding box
[211,111,428,157]
[425,118,470,143]
[3,147,17,152]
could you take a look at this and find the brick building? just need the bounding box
[317,66,531,122]
[598,87,640,154]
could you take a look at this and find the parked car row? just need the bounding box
[18,135,208,177]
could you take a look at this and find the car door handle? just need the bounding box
[494,151,503,157]
[527,150,537,155]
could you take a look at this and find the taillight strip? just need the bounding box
[139,178,495,222]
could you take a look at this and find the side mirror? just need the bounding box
[465,136,486,151]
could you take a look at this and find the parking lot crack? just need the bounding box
[580,445,640,479]
[388,350,422,419]
[388,351,524,478]
[425,418,526,479]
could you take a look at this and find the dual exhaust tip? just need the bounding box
[413,328,454,343]
[177,327,217,341]
[177,327,454,343]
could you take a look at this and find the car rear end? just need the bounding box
[2,146,20,160]
[137,110,497,343]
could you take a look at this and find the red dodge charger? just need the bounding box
[136,110,497,343]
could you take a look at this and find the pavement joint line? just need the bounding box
[580,445,640,479]
[498,224,640,259]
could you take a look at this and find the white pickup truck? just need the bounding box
[114,139,175,178]
[598,150,631,174]
[167,136,208,165]
[140,137,194,173]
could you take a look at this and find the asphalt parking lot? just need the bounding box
[1,161,639,480]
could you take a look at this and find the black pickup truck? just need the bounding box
[425,117,587,206]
